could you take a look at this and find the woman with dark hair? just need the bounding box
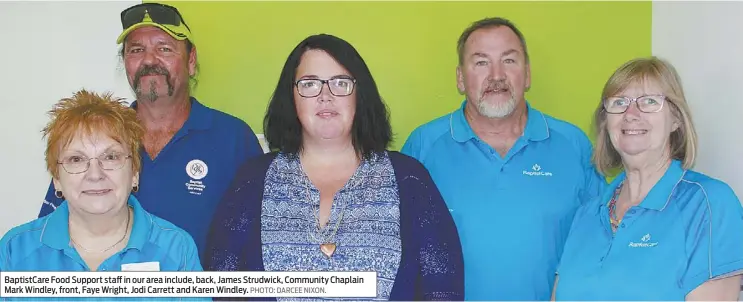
[204,34,464,300]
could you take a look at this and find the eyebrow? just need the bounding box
[501,49,520,57]
[63,144,124,156]
[126,41,144,48]
[126,40,175,48]
[471,52,489,59]
[297,74,352,80]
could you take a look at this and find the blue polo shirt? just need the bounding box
[555,159,743,300]
[1,195,204,301]
[1,195,201,271]
[39,97,264,258]
[401,100,606,300]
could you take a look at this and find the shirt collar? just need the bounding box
[601,159,687,211]
[450,100,550,143]
[40,195,152,251]
[130,97,212,131]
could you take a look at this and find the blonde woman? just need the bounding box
[553,57,743,300]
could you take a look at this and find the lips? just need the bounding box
[622,129,648,135]
[316,110,338,118]
[485,86,509,94]
[82,189,112,195]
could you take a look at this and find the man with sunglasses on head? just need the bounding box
[38,2,264,260]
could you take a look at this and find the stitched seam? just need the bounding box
[680,178,713,278]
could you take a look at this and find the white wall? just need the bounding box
[0,1,138,235]
[652,2,743,297]
[653,1,743,200]
[0,1,740,246]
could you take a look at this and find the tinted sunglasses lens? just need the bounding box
[121,6,147,29]
[121,5,181,29]
[146,5,181,26]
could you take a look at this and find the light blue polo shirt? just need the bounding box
[1,195,201,272]
[555,159,743,300]
[39,97,264,258]
[401,100,606,300]
[1,196,208,300]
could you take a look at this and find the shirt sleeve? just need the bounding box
[578,134,606,206]
[400,128,423,160]
[181,232,203,272]
[681,180,743,294]
[39,180,63,218]
[406,160,464,300]
[244,125,265,159]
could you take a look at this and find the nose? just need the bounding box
[490,62,507,81]
[317,82,333,103]
[141,48,157,65]
[623,101,642,121]
[84,158,106,181]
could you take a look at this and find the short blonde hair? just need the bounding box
[592,57,698,176]
[42,89,144,179]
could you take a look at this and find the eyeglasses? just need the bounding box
[57,152,133,174]
[295,77,356,98]
[603,94,666,114]
[120,3,191,32]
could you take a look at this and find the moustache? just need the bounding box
[484,81,511,94]
[133,65,171,89]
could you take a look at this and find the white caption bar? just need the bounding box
[0,271,377,298]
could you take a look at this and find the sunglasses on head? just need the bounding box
[120,3,191,32]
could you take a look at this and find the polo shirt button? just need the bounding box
[620,223,626,228]
[629,209,636,214]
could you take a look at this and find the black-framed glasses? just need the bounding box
[120,3,191,32]
[295,77,357,98]
[57,152,133,174]
[603,94,666,114]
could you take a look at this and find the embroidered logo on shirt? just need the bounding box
[186,159,208,180]
[628,233,658,248]
[185,159,208,195]
[522,164,553,177]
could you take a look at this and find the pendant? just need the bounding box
[320,243,337,258]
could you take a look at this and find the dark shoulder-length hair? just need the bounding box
[263,33,392,160]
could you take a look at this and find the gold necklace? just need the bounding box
[70,208,131,254]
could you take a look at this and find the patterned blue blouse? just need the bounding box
[205,151,464,301]
[261,152,402,299]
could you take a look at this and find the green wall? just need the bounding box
[153,1,651,149]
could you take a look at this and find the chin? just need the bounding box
[617,146,651,157]
[73,197,125,215]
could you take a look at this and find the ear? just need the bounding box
[525,63,532,92]
[456,65,465,94]
[132,171,140,188]
[52,178,61,192]
[672,120,680,132]
[187,45,197,77]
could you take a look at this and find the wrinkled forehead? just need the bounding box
[124,26,181,46]
[58,126,126,155]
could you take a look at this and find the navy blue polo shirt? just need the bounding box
[39,97,264,258]
[401,100,606,300]
[556,159,743,300]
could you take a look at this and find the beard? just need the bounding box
[132,65,174,103]
[476,91,517,118]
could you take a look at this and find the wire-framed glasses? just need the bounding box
[58,152,132,174]
[295,77,356,98]
[603,94,666,114]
